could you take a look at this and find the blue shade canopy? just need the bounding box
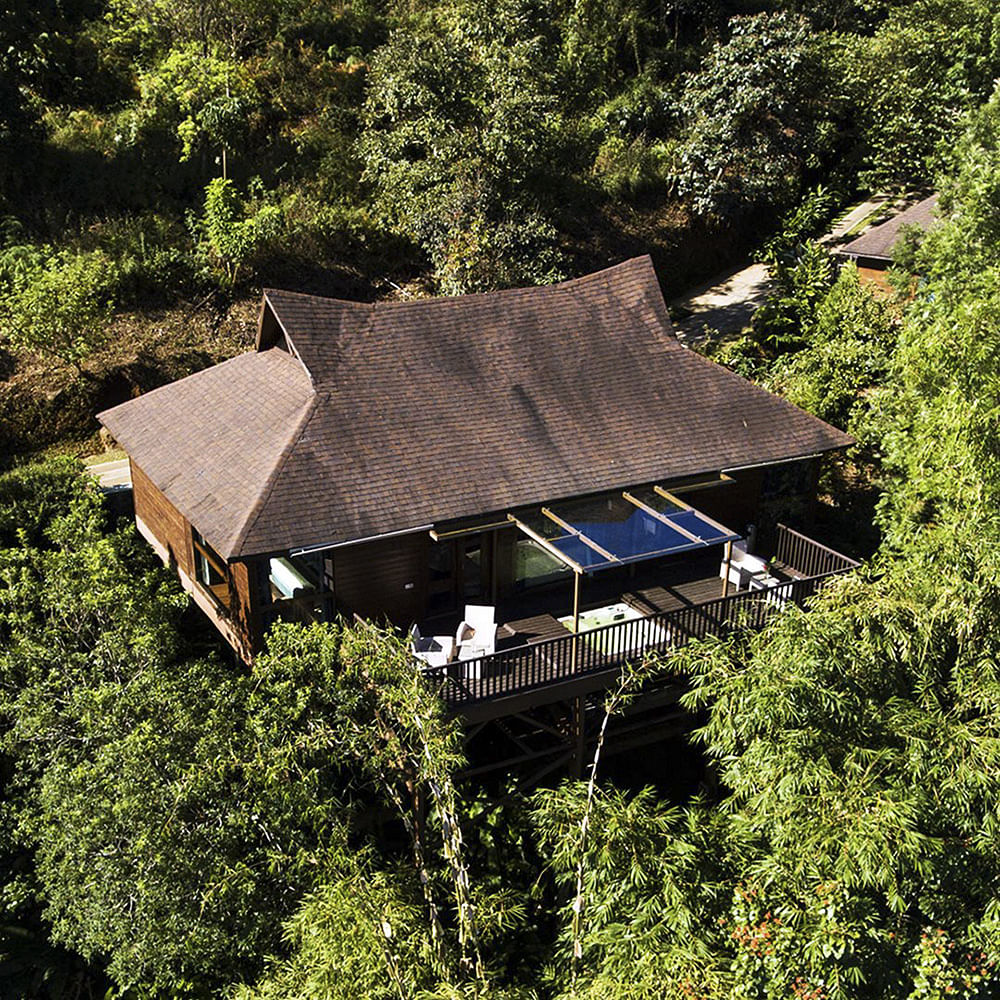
[510,487,740,574]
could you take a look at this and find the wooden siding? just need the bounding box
[229,559,257,657]
[328,532,428,625]
[494,525,521,601]
[130,459,256,660]
[675,470,763,535]
[132,460,194,576]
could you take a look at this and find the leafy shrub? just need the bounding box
[0,245,118,370]
[193,176,283,285]
[86,213,203,305]
[751,240,835,350]
[759,185,838,269]
[769,263,896,432]
[0,456,92,548]
[426,194,566,295]
[591,74,680,140]
[592,134,675,200]
[704,334,774,382]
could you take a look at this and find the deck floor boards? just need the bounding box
[418,527,857,717]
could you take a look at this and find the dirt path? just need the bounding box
[668,193,895,343]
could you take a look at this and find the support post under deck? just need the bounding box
[722,539,733,597]
[571,696,586,779]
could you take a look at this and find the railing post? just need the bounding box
[419,549,858,711]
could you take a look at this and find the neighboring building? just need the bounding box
[836,193,939,293]
[99,257,855,732]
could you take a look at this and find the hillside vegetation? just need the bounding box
[1,0,999,459]
[3,2,1000,999]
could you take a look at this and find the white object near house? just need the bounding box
[720,540,770,589]
[456,604,498,676]
[410,624,455,669]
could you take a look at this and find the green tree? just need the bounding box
[195,176,282,285]
[844,0,1000,188]
[673,12,840,220]
[360,0,568,292]
[117,43,259,178]
[0,459,526,996]
[0,463,341,996]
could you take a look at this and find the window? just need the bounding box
[192,529,231,608]
[514,537,570,591]
[268,554,320,601]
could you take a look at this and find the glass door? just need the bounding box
[427,539,458,616]
[426,532,495,617]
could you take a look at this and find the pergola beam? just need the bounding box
[540,507,619,564]
[622,490,707,545]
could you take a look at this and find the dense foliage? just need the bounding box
[531,86,1000,999]
[0,0,997,376]
[4,2,1000,999]
[0,468,490,996]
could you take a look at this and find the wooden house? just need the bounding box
[99,257,856,732]
[836,193,938,293]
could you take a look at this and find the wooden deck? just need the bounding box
[426,549,730,646]
[420,525,859,721]
[500,573,733,646]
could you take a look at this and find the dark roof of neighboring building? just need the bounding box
[837,193,939,264]
[99,256,853,560]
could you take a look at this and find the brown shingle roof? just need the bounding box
[838,193,939,263]
[99,256,853,559]
[99,349,315,557]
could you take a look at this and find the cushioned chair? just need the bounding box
[456,604,498,675]
[720,540,768,589]
[409,624,454,669]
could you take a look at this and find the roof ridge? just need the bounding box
[261,256,657,311]
[263,286,375,306]
[224,391,321,559]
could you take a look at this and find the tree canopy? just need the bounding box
[5,2,1000,998]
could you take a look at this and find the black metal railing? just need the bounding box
[421,547,856,709]
[772,523,859,578]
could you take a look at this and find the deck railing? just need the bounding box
[773,523,859,578]
[422,550,856,710]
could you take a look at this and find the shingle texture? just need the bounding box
[99,256,853,559]
[99,349,315,557]
[839,193,939,263]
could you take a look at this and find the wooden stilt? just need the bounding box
[570,572,581,709]
[722,539,733,597]
[572,696,586,779]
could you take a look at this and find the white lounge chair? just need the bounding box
[720,540,768,589]
[456,604,498,675]
[409,624,454,669]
